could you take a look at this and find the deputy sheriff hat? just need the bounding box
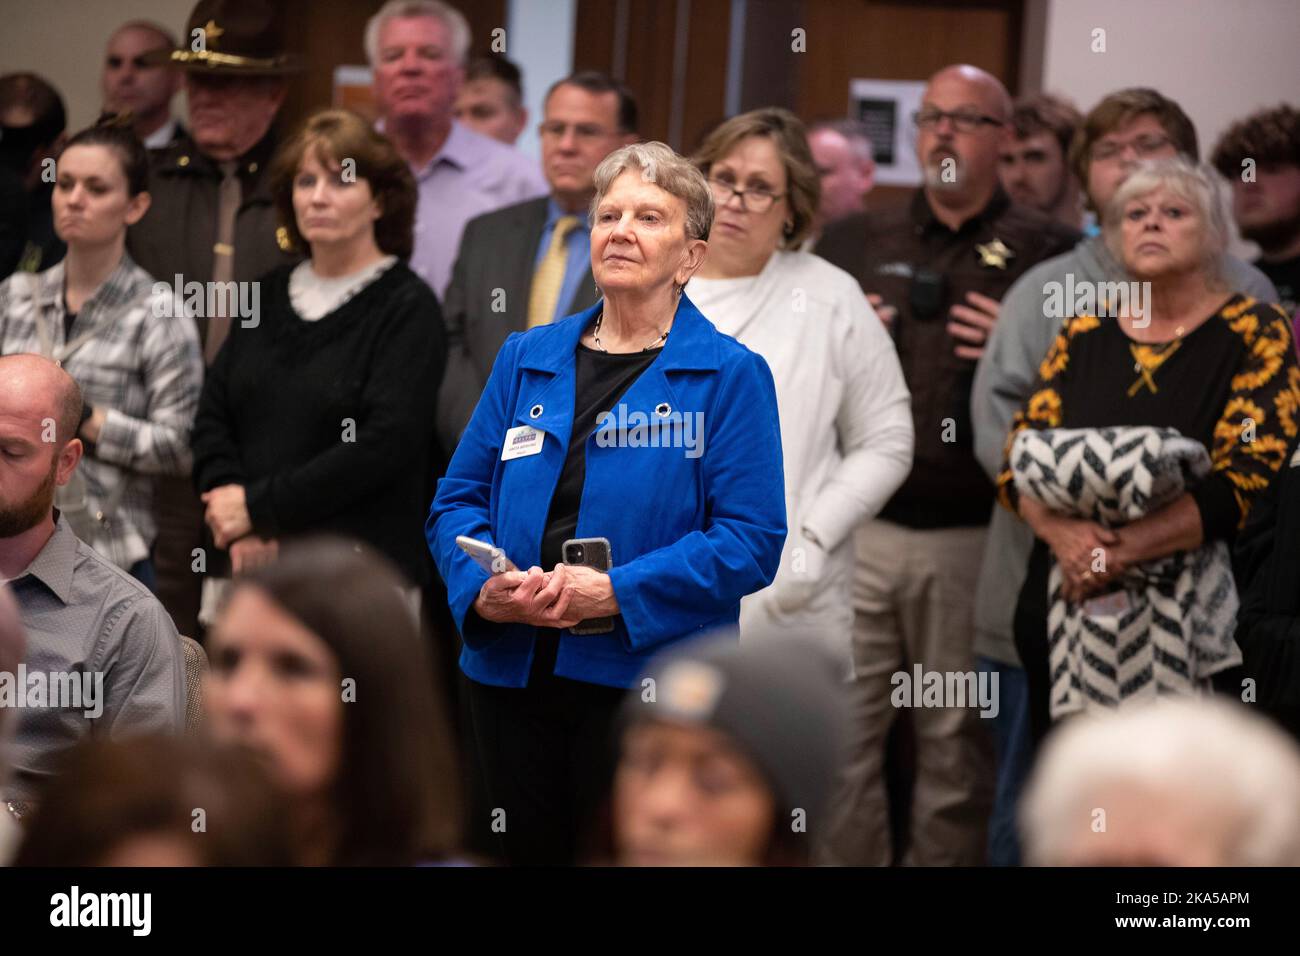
[143,0,303,75]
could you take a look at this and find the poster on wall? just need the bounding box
[848,78,927,187]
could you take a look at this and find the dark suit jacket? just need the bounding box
[437,195,599,455]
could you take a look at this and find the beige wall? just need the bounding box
[0,0,195,133]
[1039,0,1300,255]
[1041,0,1300,157]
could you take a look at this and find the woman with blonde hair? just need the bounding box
[999,157,1300,740]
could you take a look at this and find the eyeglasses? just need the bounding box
[1090,133,1173,162]
[912,108,1005,133]
[539,121,614,141]
[707,177,785,213]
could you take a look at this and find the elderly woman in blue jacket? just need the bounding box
[429,141,786,864]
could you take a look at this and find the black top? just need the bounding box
[998,294,1299,542]
[1002,296,1300,745]
[1234,451,1300,740]
[23,182,65,274]
[191,261,447,586]
[540,344,661,569]
[1258,254,1299,319]
[816,189,1081,528]
[0,165,27,280]
[62,294,76,340]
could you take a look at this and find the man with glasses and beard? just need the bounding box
[0,354,183,804]
[815,64,1079,867]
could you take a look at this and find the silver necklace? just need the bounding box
[591,311,668,353]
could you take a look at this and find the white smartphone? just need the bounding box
[455,535,518,574]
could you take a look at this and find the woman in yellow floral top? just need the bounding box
[997,158,1300,741]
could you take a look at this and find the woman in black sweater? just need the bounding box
[192,110,445,594]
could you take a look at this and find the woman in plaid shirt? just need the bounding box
[0,120,203,583]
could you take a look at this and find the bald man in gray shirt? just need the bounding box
[0,355,184,803]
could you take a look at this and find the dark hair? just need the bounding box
[58,115,150,196]
[15,735,294,866]
[1212,104,1300,179]
[1010,92,1083,159]
[466,54,523,107]
[545,70,638,134]
[692,107,820,248]
[1070,88,1199,193]
[0,72,66,145]
[226,537,462,865]
[270,109,417,260]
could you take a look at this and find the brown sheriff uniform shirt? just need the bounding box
[817,188,1079,528]
[127,130,302,357]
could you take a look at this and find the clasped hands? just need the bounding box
[1040,514,1135,604]
[201,484,278,573]
[474,563,618,629]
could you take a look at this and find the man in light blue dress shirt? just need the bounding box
[366,0,547,297]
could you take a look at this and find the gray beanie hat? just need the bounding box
[620,629,851,822]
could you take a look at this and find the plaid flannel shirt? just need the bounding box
[0,253,202,568]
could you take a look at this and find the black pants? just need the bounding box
[464,631,626,865]
[1013,540,1056,749]
[152,474,205,640]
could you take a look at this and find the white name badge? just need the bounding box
[501,425,545,461]
[1082,589,1132,618]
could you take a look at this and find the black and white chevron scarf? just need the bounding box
[1010,426,1241,719]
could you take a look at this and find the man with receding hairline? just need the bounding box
[101,20,184,150]
[0,354,183,803]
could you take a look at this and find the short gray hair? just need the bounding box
[810,118,875,164]
[590,142,714,242]
[1021,697,1300,866]
[1103,156,1229,285]
[364,0,470,68]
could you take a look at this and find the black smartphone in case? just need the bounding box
[562,537,615,634]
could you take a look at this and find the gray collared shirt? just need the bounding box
[3,514,185,802]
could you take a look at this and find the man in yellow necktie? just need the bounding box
[528,214,582,328]
[438,71,640,457]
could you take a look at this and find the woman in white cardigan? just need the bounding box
[688,109,913,652]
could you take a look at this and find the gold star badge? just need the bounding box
[976,238,1015,269]
[203,19,224,48]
